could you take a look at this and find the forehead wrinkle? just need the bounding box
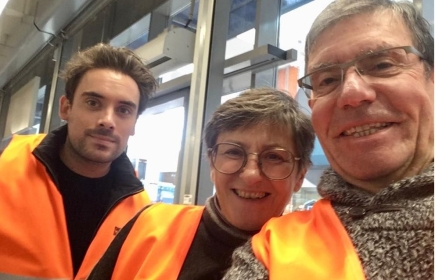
[308,43,404,73]
[218,126,293,152]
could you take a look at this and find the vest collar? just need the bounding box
[32,124,143,193]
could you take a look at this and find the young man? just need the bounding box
[0,43,157,279]
[87,88,315,279]
[224,0,434,279]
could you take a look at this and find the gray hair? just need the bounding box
[204,87,315,170]
[305,0,434,72]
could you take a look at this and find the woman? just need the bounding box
[88,87,315,280]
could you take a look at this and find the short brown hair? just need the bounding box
[60,43,158,115]
[204,87,315,170]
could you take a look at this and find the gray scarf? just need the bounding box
[318,162,434,280]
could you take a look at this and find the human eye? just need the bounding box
[261,150,288,164]
[221,147,244,159]
[117,106,133,116]
[86,99,100,108]
[310,69,341,95]
[359,53,401,76]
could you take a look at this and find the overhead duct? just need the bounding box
[134,27,196,77]
[224,45,298,77]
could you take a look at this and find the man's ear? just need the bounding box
[59,95,71,121]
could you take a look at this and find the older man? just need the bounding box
[224,0,434,279]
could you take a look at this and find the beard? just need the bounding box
[66,128,123,164]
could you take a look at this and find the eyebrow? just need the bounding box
[308,44,394,72]
[81,91,137,109]
[223,140,289,151]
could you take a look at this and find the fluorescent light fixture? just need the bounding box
[0,0,9,16]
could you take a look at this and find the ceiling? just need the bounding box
[0,0,92,90]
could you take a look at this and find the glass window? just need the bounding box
[127,97,185,204]
[225,0,257,59]
[111,14,151,48]
[33,85,47,134]
[4,82,47,137]
[277,0,336,211]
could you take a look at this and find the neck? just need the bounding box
[346,158,434,193]
[59,143,111,178]
[205,196,256,240]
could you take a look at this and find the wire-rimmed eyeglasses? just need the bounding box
[208,142,300,180]
[297,46,425,99]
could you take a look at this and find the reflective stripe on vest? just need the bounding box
[0,134,151,279]
[112,203,205,279]
[252,199,366,280]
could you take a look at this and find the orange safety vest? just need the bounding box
[111,203,205,280]
[252,199,366,280]
[0,134,151,280]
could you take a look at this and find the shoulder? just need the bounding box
[255,199,332,241]
[146,203,205,213]
[4,134,45,149]
[122,204,205,250]
[135,203,205,226]
[259,209,313,233]
[0,134,46,161]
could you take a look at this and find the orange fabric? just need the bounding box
[252,199,366,280]
[112,203,205,280]
[0,134,151,280]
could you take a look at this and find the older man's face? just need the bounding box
[307,11,434,192]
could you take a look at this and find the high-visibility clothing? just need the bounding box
[0,134,151,280]
[252,199,366,280]
[111,203,205,279]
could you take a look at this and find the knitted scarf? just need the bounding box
[319,162,434,279]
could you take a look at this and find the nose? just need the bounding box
[239,155,262,185]
[336,69,376,109]
[98,109,116,129]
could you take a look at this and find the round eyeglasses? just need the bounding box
[208,142,300,180]
[297,46,425,99]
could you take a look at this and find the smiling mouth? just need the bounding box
[342,122,392,138]
[233,189,269,199]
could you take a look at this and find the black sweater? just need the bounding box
[178,196,258,280]
[32,125,144,275]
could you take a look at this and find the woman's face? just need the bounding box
[210,124,306,231]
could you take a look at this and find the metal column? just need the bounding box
[177,0,232,205]
[252,0,281,87]
[42,45,62,133]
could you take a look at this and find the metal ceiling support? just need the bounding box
[224,45,297,77]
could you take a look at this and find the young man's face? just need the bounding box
[60,68,140,165]
[308,12,434,191]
